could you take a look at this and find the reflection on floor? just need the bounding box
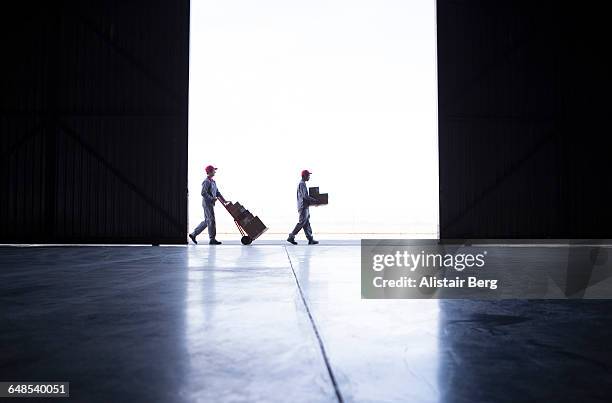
[1,245,611,402]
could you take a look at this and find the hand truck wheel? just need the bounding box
[241,236,253,245]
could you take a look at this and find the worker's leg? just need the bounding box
[192,220,207,236]
[302,209,318,244]
[204,204,216,240]
[303,215,313,240]
[191,202,209,237]
[289,208,309,238]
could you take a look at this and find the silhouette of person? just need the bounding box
[189,165,229,245]
[287,170,319,245]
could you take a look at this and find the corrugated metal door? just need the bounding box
[437,0,612,238]
[1,0,189,244]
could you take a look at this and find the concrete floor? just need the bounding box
[1,245,612,402]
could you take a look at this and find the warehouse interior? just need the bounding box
[1,1,612,402]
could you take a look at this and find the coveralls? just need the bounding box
[289,179,318,240]
[192,177,224,239]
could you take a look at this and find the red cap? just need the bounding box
[205,165,218,174]
[301,169,311,177]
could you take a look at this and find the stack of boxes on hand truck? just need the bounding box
[224,201,268,244]
[308,187,329,205]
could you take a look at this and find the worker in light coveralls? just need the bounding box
[189,165,229,245]
[287,170,319,245]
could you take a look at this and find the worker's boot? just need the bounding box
[286,235,297,245]
[307,238,319,245]
[189,233,197,244]
[209,239,222,245]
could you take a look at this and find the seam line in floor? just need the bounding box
[283,246,344,403]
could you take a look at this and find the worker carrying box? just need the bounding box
[287,170,327,245]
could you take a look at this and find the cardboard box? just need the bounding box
[309,187,328,205]
[240,214,254,227]
[243,216,267,239]
[225,201,268,240]
[316,193,328,205]
[237,209,252,222]
[227,202,246,219]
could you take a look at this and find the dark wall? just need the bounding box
[437,0,612,238]
[0,0,189,243]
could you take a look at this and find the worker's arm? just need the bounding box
[300,182,318,205]
[201,181,216,204]
[215,187,231,204]
[216,187,229,203]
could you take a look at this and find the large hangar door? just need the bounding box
[437,0,612,238]
[1,1,189,244]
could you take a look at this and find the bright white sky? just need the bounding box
[188,0,438,238]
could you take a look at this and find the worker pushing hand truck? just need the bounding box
[189,164,268,245]
[189,165,228,245]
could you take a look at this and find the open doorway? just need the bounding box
[188,0,439,239]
